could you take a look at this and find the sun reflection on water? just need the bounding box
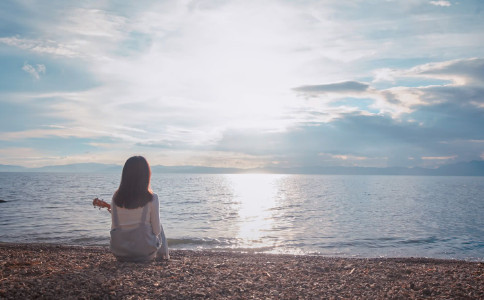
[225,174,286,249]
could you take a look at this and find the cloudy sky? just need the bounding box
[0,0,483,169]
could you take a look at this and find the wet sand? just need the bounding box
[0,243,482,299]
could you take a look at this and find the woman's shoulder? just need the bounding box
[151,193,159,204]
[148,193,159,212]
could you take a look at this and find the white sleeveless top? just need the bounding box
[110,193,162,236]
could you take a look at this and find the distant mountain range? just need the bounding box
[1,160,484,176]
[0,163,121,173]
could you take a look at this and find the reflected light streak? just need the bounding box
[225,174,286,248]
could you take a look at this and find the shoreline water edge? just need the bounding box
[1,243,482,299]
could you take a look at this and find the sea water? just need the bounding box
[0,172,482,260]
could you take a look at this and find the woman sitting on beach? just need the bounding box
[110,156,169,262]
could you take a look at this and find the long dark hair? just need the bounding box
[113,156,153,209]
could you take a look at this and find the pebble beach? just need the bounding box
[1,243,483,299]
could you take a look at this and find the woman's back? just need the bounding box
[111,194,161,236]
[109,156,169,262]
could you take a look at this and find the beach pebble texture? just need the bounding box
[0,243,483,299]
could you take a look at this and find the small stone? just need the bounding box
[422,289,432,296]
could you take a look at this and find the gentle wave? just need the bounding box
[167,237,231,247]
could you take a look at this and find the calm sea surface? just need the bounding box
[0,172,482,260]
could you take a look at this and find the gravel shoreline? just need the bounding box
[1,243,483,299]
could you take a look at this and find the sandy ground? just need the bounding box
[0,243,483,299]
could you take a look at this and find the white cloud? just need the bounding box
[366,58,484,118]
[316,152,389,167]
[0,127,98,141]
[421,155,457,160]
[372,68,397,83]
[373,58,484,86]
[407,58,484,85]
[430,1,451,7]
[0,146,125,168]
[0,147,56,167]
[61,8,127,39]
[56,1,360,136]
[22,62,46,79]
[0,37,79,58]
[0,6,127,61]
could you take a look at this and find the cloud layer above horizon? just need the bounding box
[0,0,483,168]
